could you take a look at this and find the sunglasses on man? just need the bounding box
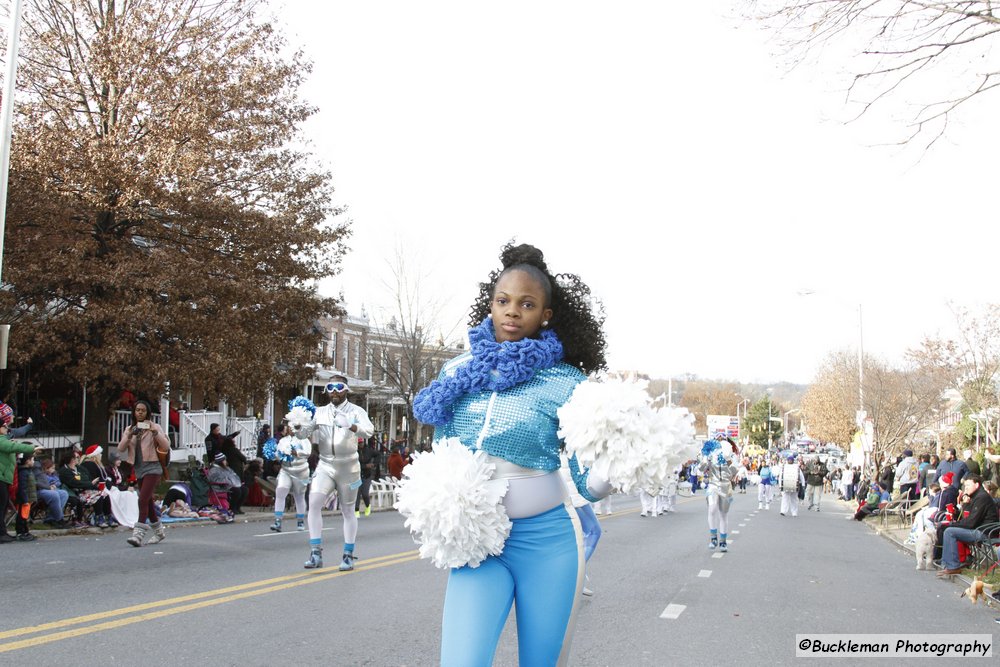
[325,382,349,393]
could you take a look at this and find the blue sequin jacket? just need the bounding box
[433,352,599,502]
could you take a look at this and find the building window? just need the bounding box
[330,331,338,365]
[343,336,350,373]
[354,341,361,376]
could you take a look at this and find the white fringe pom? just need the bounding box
[558,375,697,495]
[285,404,316,439]
[395,438,511,569]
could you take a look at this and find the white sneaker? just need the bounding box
[582,586,594,597]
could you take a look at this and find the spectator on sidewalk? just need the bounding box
[962,449,981,477]
[917,453,931,496]
[355,439,380,517]
[33,457,69,527]
[79,445,114,528]
[255,424,271,459]
[852,482,886,521]
[925,454,940,491]
[937,475,998,575]
[14,452,39,541]
[878,460,896,496]
[219,434,247,481]
[387,444,410,481]
[840,466,855,501]
[58,451,100,528]
[0,409,40,544]
[936,448,968,491]
[207,452,246,514]
[895,449,919,501]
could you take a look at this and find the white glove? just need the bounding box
[333,412,354,429]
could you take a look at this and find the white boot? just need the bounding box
[146,521,166,545]
[127,523,149,547]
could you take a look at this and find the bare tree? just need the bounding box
[807,349,946,470]
[366,248,462,444]
[745,1,1000,146]
[913,303,1000,449]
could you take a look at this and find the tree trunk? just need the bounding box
[83,390,114,452]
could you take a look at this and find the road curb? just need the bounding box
[848,498,1000,610]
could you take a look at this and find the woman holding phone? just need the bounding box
[117,400,170,546]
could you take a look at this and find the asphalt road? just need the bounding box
[3,490,997,666]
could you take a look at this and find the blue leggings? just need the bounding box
[440,503,583,667]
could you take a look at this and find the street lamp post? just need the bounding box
[784,408,801,442]
[736,397,749,442]
[766,388,774,450]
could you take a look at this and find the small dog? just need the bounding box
[960,577,985,604]
[915,527,936,570]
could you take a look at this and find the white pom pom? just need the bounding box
[284,405,316,439]
[395,438,511,569]
[558,375,697,495]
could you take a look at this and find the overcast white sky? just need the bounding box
[270,1,1000,385]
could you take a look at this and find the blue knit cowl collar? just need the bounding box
[412,317,564,427]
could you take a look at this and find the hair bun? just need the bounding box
[500,243,547,272]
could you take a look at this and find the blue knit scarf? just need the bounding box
[413,317,564,426]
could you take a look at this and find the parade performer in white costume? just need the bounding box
[263,401,313,533]
[699,436,738,552]
[306,375,375,570]
[639,484,660,517]
[659,466,679,513]
[778,453,805,517]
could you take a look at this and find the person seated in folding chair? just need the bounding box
[58,451,105,528]
[937,475,998,576]
[306,377,374,570]
[206,453,245,514]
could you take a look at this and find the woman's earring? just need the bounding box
[542,320,549,327]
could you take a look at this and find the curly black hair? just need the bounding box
[469,242,607,374]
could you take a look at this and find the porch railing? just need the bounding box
[108,410,261,464]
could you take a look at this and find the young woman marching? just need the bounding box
[413,243,610,667]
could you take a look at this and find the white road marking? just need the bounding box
[712,552,724,559]
[660,603,687,619]
[698,570,712,578]
[732,530,740,534]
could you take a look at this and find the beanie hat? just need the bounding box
[85,444,102,459]
[940,472,954,485]
[903,449,913,457]
[0,403,12,426]
[214,452,226,462]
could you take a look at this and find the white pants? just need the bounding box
[592,495,612,515]
[780,491,799,516]
[757,484,773,506]
[639,491,659,515]
[707,492,732,534]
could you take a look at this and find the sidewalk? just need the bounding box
[24,504,391,539]
[845,495,1000,610]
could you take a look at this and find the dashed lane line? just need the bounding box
[697,570,712,578]
[660,604,687,619]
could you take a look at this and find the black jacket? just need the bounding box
[952,486,999,530]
